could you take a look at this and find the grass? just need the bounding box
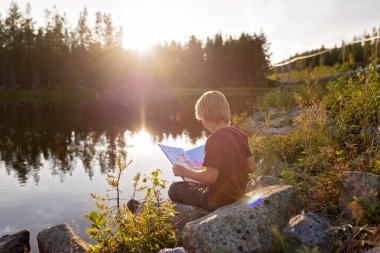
[267,63,351,83]
[235,64,380,252]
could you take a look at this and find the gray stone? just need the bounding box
[339,171,380,219]
[0,230,30,253]
[340,171,380,199]
[172,203,209,232]
[181,185,301,253]
[37,223,88,253]
[158,247,187,253]
[268,115,293,128]
[367,246,380,253]
[260,126,295,136]
[268,107,280,116]
[283,211,336,253]
[246,175,284,192]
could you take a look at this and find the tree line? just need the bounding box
[0,2,270,91]
[272,26,380,74]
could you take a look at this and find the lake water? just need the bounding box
[0,92,260,252]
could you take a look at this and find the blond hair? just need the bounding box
[195,91,231,123]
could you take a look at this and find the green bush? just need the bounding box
[84,152,176,253]
[325,64,380,174]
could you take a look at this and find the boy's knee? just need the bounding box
[169,181,185,201]
[168,182,180,200]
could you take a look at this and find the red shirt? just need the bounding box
[202,126,252,205]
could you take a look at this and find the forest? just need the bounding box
[0,2,270,91]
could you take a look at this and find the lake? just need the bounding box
[0,91,262,252]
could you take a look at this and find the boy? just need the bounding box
[168,91,256,211]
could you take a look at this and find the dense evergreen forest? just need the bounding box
[272,26,380,74]
[0,2,270,91]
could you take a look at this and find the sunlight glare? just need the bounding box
[121,7,182,54]
[127,129,153,154]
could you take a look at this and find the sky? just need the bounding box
[1,0,379,63]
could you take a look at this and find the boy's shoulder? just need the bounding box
[215,126,246,136]
[208,126,247,142]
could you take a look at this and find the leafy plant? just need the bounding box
[332,223,380,252]
[84,151,177,252]
[351,193,380,225]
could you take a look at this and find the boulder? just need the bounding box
[339,171,380,219]
[268,107,280,116]
[367,246,380,253]
[282,211,336,253]
[127,198,141,213]
[158,247,187,253]
[340,171,380,199]
[261,126,295,136]
[181,185,301,253]
[172,204,209,232]
[0,230,30,253]
[246,175,284,192]
[268,115,293,128]
[37,223,88,253]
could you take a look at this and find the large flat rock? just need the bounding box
[181,185,301,253]
[173,203,209,232]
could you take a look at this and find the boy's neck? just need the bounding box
[209,121,230,133]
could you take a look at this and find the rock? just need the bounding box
[282,211,336,253]
[363,126,378,139]
[158,247,187,253]
[367,246,380,253]
[252,111,266,122]
[340,171,380,199]
[260,126,295,136]
[246,176,284,192]
[127,198,141,213]
[172,203,209,232]
[37,223,88,253]
[268,115,293,128]
[0,230,30,253]
[339,171,380,219]
[181,185,301,253]
[268,107,280,116]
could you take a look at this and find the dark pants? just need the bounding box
[168,181,220,211]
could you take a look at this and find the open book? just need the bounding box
[158,144,205,182]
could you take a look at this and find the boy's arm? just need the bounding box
[173,164,219,184]
[247,156,256,173]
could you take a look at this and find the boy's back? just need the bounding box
[203,126,251,205]
[169,90,254,211]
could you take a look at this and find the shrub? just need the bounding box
[84,152,176,253]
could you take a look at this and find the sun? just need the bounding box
[121,7,182,53]
[121,10,161,53]
[123,31,154,53]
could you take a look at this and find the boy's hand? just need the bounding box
[172,164,187,177]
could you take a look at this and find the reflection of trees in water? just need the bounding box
[0,97,218,184]
[0,95,255,184]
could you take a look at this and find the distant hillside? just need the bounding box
[270,26,380,78]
